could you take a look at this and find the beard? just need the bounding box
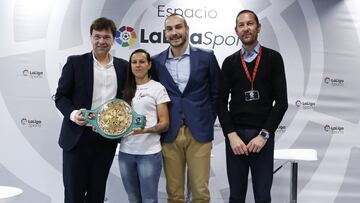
[169,35,188,48]
[239,32,258,46]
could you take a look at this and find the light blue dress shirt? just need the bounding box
[241,42,261,62]
[165,45,191,93]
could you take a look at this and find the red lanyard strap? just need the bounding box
[240,47,262,88]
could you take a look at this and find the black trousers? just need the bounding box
[226,128,274,203]
[62,128,118,203]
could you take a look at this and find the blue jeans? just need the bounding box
[118,151,163,203]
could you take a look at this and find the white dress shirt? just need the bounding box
[91,52,117,109]
[70,52,117,121]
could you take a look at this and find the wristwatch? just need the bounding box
[259,129,270,140]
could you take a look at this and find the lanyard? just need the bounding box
[240,47,262,89]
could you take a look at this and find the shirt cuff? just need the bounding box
[70,110,78,122]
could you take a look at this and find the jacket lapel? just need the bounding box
[84,53,94,108]
[113,59,125,98]
[182,46,196,95]
[158,49,182,94]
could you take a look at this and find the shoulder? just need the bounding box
[261,46,282,58]
[63,53,92,69]
[226,50,241,59]
[152,49,168,61]
[113,56,128,66]
[223,50,240,63]
[149,80,166,89]
[261,46,285,70]
[149,80,168,96]
[67,52,91,61]
[221,50,241,72]
[190,46,214,55]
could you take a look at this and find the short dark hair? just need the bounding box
[236,10,259,26]
[165,13,188,27]
[90,17,117,37]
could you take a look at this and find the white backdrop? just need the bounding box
[1,0,360,202]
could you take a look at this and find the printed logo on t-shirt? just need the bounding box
[136,92,151,100]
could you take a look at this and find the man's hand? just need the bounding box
[74,109,87,126]
[228,132,249,155]
[247,135,267,153]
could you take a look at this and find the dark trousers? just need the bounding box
[62,128,118,203]
[226,129,274,203]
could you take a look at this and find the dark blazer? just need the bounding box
[152,46,221,143]
[55,52,128,151]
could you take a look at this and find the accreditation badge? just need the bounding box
[245,90,260,101]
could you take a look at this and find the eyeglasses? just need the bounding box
[92,35,113,42]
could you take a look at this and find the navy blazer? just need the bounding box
[152,46,221,143]
[55,52,128,151]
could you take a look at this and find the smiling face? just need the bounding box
[130,52,151,81]
[235,12,261,47]
[165,15,189,48]
[91,29,114,58]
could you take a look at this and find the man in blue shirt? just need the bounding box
[152,14,221,203]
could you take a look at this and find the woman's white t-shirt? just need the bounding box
[119,80,170,155]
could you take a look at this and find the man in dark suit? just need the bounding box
[55,17,127,203]
[152,14,221,203]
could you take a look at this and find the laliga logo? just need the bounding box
[21,118,42,127]
[324,124,344,134]
[115,26,137,47]
[295,100,302,107]
[324,77,331,84]
[324,124,331,132]
[295,99,316,109]
[115,25,241,48]
[23,69,30,76]
[276,125,286,133]
[323,76,344,87]
[21,118,28,125]
[22,69,44,78]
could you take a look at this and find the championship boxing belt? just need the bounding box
[82,98,146,139]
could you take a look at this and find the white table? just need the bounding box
[274,149,318,203]
[0,186,23,203]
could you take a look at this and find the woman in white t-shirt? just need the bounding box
[118,49,170,203]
